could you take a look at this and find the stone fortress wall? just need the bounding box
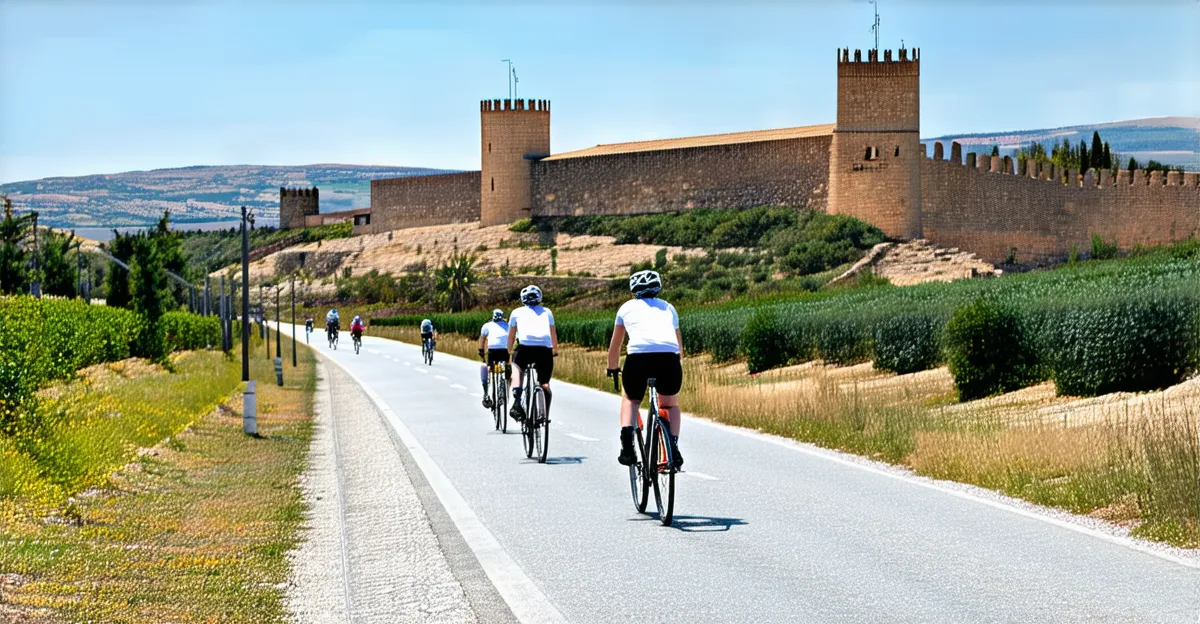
[281,47,1199,265]
[921,141,1200,262]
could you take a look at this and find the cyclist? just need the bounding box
[606,270,685,468]
[326,308,340,342]
[420,318,436,354]
[350,314,365,344]
[478,309,510,408]
[305,317,314,342]
[507,285,558,422]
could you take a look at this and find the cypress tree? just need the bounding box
[1091,131,1104,168]
[1128,156,1139,171]
[1102,142,1112,169]
[990,145,1000,157]
[1080,141,1090,172]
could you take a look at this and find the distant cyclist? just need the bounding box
[305,317,314,342]
[606,270,685,468]
[507,285,558,422]
[420,318,436,353]
[479,309,510,408]
[350,314,365,341]
[326,308,340,342]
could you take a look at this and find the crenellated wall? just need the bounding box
[921,141,1200,263]
[370,172,482,231]
[279,187,319,230]
[529,135,831,217]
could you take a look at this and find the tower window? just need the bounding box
[894,146,900,157]
[488,143,492,153]
[864,146,879,161]
[491,177,495,191]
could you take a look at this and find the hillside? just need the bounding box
[0,164,457,229]
[923,116,1200,170]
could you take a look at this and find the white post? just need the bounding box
[243,381,258,435]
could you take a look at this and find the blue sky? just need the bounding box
[2,1,1197,182]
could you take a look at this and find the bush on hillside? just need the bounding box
[873,312,944,375]
[160,312,221,352]
[1042,292,1199,396]
[944,298,1046,401]
[815,314,874,365]
[742,308,788,374]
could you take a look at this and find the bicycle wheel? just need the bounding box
[521,389,535,458]
[534,388,549,464]
[629,422,649,513]
[650,416,676,526]
[492,371,502,431]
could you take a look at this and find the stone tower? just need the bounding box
[827,48,922,240]
[480,98,551,226]
[279,187,319,230]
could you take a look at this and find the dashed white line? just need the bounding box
[684,471,719,481]
[403,361,411,367]
[415,368,428,374]
[565,433,599,442]
[449,383,468,390]
[435,375,450,381]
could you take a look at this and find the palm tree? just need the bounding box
[436,250,479,312]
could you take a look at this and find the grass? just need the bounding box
[0,343,317,623]
[372,325,1199,547]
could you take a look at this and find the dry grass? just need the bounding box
[0,345,317,623]
[375,325,1199,546]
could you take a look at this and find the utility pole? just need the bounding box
[275,286,281,360]
[74,240,83,300]
[204,275,211,316]
[265,284,271,358]
[291,275,297,367]
[241,206,251,382]
[30,212,40,298]
[502,59,514,99]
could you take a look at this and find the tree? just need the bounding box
[435,250,479,313]
[150,211,188,308]
[1102,141,1112,170]
[1079,141,1090,172]
[1128,156,1139,171]
[990,145,1000,157]
[0,197,34,295]
[105,232,136,308]
[130,233,170,360]
[39,229,77,297]
[1091,131,1104,170]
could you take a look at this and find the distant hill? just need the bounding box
[923,117,1200,171]
[0,164,458,229]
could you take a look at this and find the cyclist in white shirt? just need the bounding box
[478,309,510,408]
[507,285,558,422]
[606,270,685,468]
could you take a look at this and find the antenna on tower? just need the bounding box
[502,59,514,99]
[869,0,880,51]
[513,66,519,100]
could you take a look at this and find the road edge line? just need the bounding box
[317,348,567,624]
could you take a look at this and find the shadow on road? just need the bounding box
[539,456,586,465]
[667,515,748,533]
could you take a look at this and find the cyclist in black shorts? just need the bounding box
[507,285,558,422]
[478,309,510,408]
[606,270,685,468]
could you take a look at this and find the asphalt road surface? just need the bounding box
[295,328,1200,623]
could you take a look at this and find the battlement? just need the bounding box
[922,141,1200,189]
[837,48,919,76]
[480,98,551,113]
[280,186,319,198]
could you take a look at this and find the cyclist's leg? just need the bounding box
[538,348,555,414]
[658,394,682,436]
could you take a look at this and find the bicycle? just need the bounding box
[611,371,676,526]
[519,362,549,463]
[490,360,509,433]
[352,331,362,354]
[327,325,338,350]
[422,336,435,365]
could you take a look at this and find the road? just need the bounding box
[293,328,1200,623]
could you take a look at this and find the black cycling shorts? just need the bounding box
[421,331,434,342]
[622,352,682,401]
[486,348,510,365]
[513,345,554,382]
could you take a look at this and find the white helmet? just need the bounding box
[520,285,543,305]
[629,270,662,299]
[492,309,505,322]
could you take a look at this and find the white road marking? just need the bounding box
[449,383,468,390]
[565,433,599,442]
[435,375,450,381]
[367,349,380,355]
[415,368,428,374]
[319,352,567,623]
[684,471,719,481]
[403,361,411,367]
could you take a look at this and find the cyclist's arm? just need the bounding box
[478,330,488,352]
[506,321,517,352]
[607,324,626,370]
[676,329,685,358]
[550,325,559,356]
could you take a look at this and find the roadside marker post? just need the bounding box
[243,380,257,435]
[274,357,284,387]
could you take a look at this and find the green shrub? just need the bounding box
[160,312,221,352]
[944,298,1046,401]
[873,312,944,374]
[1042,292,1199,396]
[742,309,788,374]
[509,218,535,233]
[1090,234,1119,260]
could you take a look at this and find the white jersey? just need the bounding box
[509,305,555,348]
[615,298,680,354]
[480,321,510,349]
[326,311,339,324]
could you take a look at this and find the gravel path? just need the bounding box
[286,360,514,623]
